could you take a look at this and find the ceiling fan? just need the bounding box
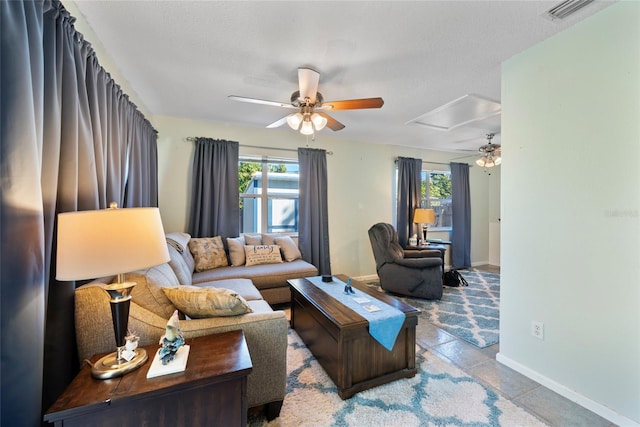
[229,67,384,135]
[476,133,502,168]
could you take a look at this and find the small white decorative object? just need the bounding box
[409,234,418,246]
[121,330,139,362]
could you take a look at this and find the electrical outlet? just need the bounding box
[531,321,544,340]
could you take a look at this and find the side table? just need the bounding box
[425,243,447,270]
[44,330,252,427]
[407,243,448,272]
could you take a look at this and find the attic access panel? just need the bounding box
[406,94,501,131]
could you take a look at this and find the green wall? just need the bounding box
[499,2,640,424]
[153,115,498,277]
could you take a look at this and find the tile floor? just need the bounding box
[414,265,616,427]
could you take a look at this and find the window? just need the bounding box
[239,157,299,233]
[421,170,452,229]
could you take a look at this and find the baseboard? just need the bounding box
[496,353,639,426]
[352,274,379,283]
[471,260,490,267]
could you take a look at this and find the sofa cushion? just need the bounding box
[127,263,179,320]
[274,235,302,262]
[226,236,246,266]
[197,278,262,301]
[166,244,193,286]
[162,286,253,318]
[188,236,229,272]
[244,245,283,266]
[192,259,318,291]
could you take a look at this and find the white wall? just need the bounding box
[153,115,496,277]
[499,2,640,425]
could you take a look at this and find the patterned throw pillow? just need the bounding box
[274,236,302,262]
[162,286,252,318]
[187,236,229,272]
[244,245,283,266]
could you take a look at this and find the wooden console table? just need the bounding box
[44,330,252,426]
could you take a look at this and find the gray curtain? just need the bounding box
[125,114,159,207]
[298,148,331,276]
[396,157,422,247]
[450,162,471,268]
[188,138,239,239]
[1,1,158,424]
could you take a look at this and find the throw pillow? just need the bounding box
[274,236,302,262]
[226,236,246,266]
[162,286,253,318]
[188,236,229,272]
[244,245,283,266]
[261,233,280,245]
[243,233,263,245]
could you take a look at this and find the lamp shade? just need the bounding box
[286,112,303,130]
[56,207,170,281]
[310,113,327,131]
[300,120,314,135]
[413,208,436,224]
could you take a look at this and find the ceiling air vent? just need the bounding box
[545,0,595,20]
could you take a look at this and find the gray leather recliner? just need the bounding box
[368,222,443,299]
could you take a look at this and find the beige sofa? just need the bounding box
[74,232,302,420]
[185,233,318,305]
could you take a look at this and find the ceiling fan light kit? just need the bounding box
[476,155,502,168]
[230,67,383,136]
[476,133,502,168]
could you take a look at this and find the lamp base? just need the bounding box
[90,348,148,379]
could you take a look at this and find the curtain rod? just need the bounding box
[395,158,471,167]
[424,160,473,167]
[185,137,333,155]
[422,161,452,166]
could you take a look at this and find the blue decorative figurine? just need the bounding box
[344,278,355,295]
[158,310,185,365]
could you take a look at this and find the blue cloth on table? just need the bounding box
[305,276,405,351]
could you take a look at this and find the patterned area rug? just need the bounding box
[367,268,500,348]
[400,268,500,348]
[248,329,545,427]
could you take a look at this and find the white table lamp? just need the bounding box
[56,203,170,379]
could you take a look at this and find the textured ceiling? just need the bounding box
[69,0,615,154]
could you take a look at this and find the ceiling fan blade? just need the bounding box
[266,115,292,129]
[228,95,296,109]
[298,68,320,104]
[321,97,384,110]
[317,112,345,131]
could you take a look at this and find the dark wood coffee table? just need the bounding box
[44,330,252,426]
[288,274,420,399]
